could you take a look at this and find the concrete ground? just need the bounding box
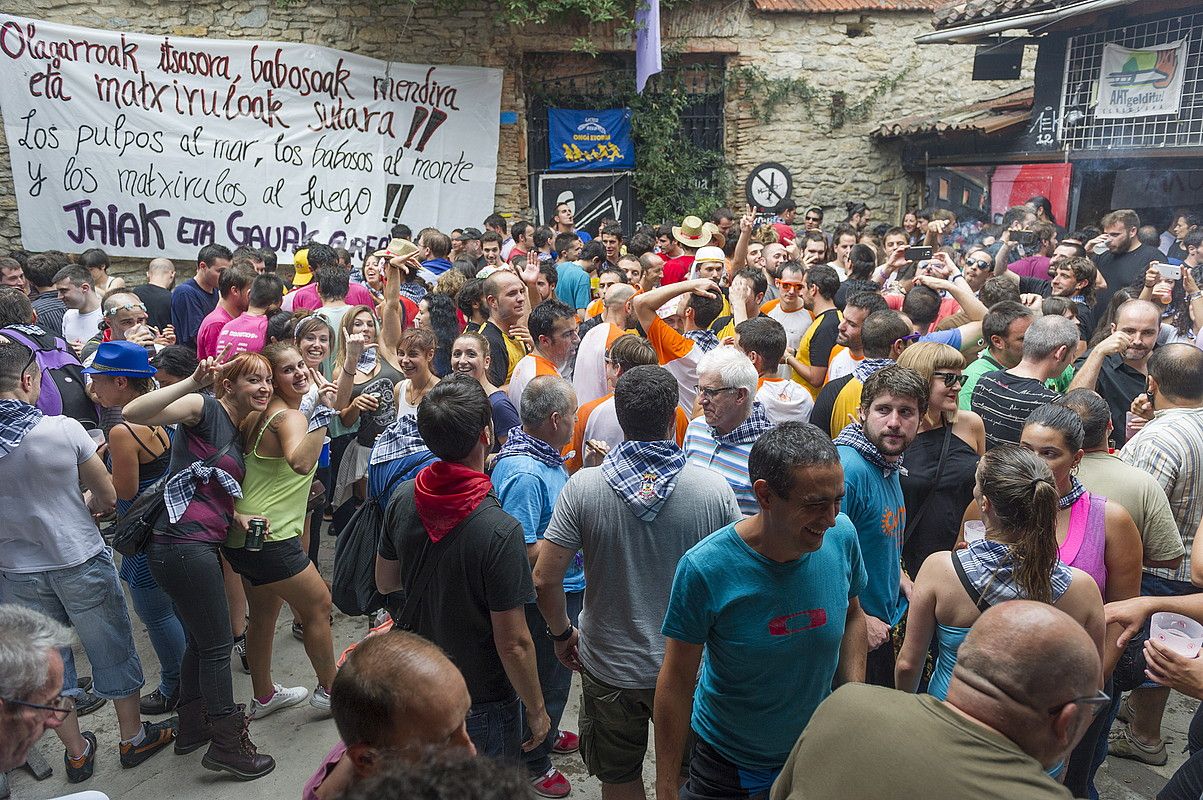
[5,541,1197,799]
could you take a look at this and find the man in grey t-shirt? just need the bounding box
[534,366,740,795]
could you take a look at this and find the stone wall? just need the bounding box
[0,0,1030,279]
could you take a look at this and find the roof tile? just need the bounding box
[873,86,1034,139]
[931,0,1063,29]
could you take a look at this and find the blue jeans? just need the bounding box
[523,590,583,776]
[0,547,144,700]
[146,538,237,718]
[119,552,185,698]
[467,696,522,762]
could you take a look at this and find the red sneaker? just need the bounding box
[552,730,579,755]
[530,767,572,798]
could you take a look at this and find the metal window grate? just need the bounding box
[1059,11,1203,150]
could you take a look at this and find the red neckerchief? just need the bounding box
[413,461,492,542]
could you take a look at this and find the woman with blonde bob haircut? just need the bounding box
[894,342,985,579]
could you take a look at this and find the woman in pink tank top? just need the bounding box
[1022,403,1144,794]
[1021,405,1142,608]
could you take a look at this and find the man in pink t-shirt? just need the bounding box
[196,263,254,358]
[215,273,284,356]
[283,280,377,313]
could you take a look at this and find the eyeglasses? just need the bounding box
[1050,690,1113,718]
[2,693,76,721]
[966,259,992,269]
[805,216,822,223]
[931,371,967,388]
[694,385,740,399]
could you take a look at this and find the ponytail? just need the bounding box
[1010,476,1059,603]
[978,445,1060,603]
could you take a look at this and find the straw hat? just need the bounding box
[672,215,713,249]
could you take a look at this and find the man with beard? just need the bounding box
[833,365,925,687]
[1089,210,1162,309]
[1069,299,1161,448]
[826,292,889,383]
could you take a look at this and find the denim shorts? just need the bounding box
[0,547,144,700]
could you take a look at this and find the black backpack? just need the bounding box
[331,471,410,617]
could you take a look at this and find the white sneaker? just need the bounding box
[248,684,309,720]
[309,685,331,712]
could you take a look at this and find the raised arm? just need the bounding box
[123,352,229,426]
[731,209,754,271]
[632,278,721,334]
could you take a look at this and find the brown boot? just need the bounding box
[200,709,275,780]
[173,699,212,755]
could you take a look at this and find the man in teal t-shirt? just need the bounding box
[656,423,868,800]
[833,364,926,689]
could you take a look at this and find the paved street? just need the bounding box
[5,543,1196,800]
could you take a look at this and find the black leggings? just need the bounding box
[146,538,237,719]
[1158,704,1203,800]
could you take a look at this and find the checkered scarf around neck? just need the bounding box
[0,399,43,459]
[714,401,773,446]
[370,414,428,466]
[685,329,721,353]
[1059,475,1087,510]
[853,358,894,384]
[833,421,907,478]
[601,440,688,522]
[494,426,567,470]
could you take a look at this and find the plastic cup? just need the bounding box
[319,438,331,469]
[963,520,986,543]
[1150,612,1203,658]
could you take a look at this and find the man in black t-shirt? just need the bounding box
[376,375,549,761]
[132,259,176,331]
[1089,209,1162,309]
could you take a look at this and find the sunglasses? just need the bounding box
[103,302,147,317]
[966,259,992,269]
[778,281,805,291]
[931,371,967,388]
[898,332,922,344]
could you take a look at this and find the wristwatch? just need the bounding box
[546,624,574,642]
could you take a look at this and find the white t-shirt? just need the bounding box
[826,348,862,383]
[62,307,103,344]
[0,415,104,572]
[573,322,622,408]
[765,302,813,380]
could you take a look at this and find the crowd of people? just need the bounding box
[2,197,1203,800]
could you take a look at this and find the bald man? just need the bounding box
[574,283,635,406]
[133,258,176,331]
[771,601,1103,799]
[1069,298,1162,447]
[306,631,475,800]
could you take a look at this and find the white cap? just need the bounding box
[694,245,725,264]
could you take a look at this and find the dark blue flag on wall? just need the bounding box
[548,108,635,171]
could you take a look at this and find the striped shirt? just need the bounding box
[683,418,758,516]
[970,370,1059,450]
[1121,407,1203,583]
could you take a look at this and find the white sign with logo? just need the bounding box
[0,14,502,262]
[1095,39,1188,119]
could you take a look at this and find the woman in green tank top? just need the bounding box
[222,342,339,719]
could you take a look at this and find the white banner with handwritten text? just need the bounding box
[0,15,502,262]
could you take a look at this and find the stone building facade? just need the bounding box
[0,0,1028,276]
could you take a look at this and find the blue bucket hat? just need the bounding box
[82,340,157,378]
